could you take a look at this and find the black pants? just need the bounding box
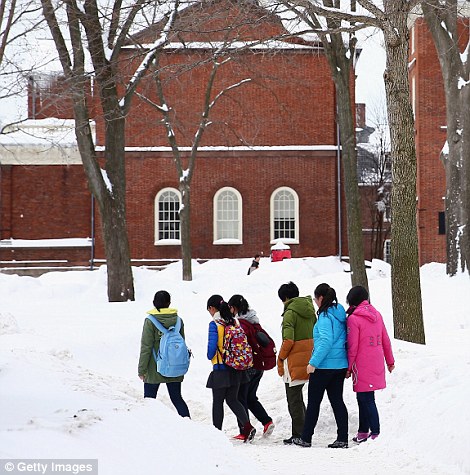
[237,368,272,430]
[285,383,306,438]
[301,368,348,443]
[144,382,190,418]
[212,384,249,430]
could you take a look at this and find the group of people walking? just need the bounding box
[138,281,395,448]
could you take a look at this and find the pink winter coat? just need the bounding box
[347,301,395,393]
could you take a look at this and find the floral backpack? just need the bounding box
[222,322,253,370]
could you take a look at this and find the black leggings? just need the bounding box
[144,382,190,418]
[212,384,249,430]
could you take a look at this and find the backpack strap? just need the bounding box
[146,314,168,334]
[146,315,181,333]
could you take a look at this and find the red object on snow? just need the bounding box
[271,248,292,262]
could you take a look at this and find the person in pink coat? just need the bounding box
[345,286,395,443]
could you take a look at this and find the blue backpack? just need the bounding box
[146,315,190,378]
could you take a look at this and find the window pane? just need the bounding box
[158,190,180,240]
[274,190,295,240]
[216,190,239,240]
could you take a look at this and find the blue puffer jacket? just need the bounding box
[207,317,228,371]
[309,303,348,369]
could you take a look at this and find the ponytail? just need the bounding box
[207,294,235,325]
[228,294,249,315]
[314,283,338,315]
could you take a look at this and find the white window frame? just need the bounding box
[270,187,299,244]
[213,187,243,245]
[155,187,181,246]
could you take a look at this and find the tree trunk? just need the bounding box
[179,181,192,281]
[335,76,369,291]
[383,1,425,344]
[100,115,135,301]
[72,81,134,302]
[422,2,470,275]
[317,10,369,292]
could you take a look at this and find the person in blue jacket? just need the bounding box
[205,294,256,443]
[293,283,349,449]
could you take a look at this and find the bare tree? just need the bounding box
[0,0,16,66]
[380,0,425,343]
[358,100,391,260]
[1,0,46,123]
[421,0,470,276]
[39,0,180,301]
[281,0,369,291]
[138,52,250,280]
[284,0,424,343]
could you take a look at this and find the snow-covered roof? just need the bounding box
[122,40,321,51]
[0,119,94,165]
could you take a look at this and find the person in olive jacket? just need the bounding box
[277,281,317,445]
[138,290,190,417]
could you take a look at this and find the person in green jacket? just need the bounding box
[277,281,316,444]
[138,290,190,417]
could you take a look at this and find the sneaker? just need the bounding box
[369,433,379,440]
[232,434,245,441]
[283,436,295,445]
[263,421,275,437]
[244,427,256,443]
[328,440,348,449]
[352,432,369,443]
[292,438,311,448]
[241,422,256,443]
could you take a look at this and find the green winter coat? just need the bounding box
[277,296,317,382]
[138,307,186,384]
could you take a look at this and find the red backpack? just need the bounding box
[222,323,253,370]
[252,323,277,371]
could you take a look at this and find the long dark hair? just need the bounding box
[346,286,369,315]
[207,294,235,325]
[314,283,338,315]
[153,290,171,310]
[228,294,249,315]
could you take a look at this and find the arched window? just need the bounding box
[155,188,181,245]
[213,187,242,244]
[270,187,299,244]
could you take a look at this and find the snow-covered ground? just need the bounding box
[1,257,468,475]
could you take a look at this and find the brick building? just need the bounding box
[409,15,469,265]
[0,0,369,272]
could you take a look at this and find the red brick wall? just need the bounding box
[90,149,343,261]
[5,0,350,267]
[94,48,335,149]
[0,247,92,267]
[410,18,469,264]
[28,75,93,120]
[0,165,92,239]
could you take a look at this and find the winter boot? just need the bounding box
[292,438,311,448]
[328,440,348,449]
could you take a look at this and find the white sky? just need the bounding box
[0,256,468,474]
